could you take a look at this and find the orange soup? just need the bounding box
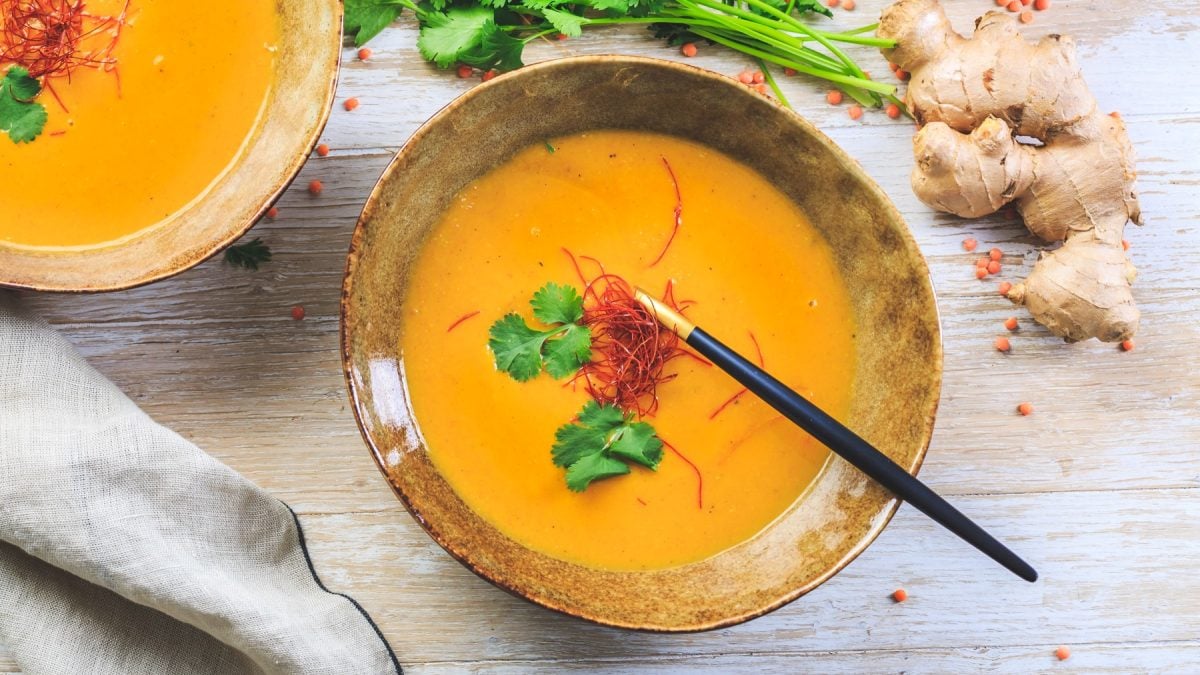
[401,131,857,570]
[0,0,277,248]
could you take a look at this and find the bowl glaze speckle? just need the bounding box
[341,56,942,631]
[0,0,341,292]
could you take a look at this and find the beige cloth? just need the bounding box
[0,295,400,674]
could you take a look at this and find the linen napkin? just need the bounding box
[0,294,401,674]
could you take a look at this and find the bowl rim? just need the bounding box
[340,54,943,631]
[0,2,344,294]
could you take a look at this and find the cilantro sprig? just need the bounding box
[488,282,592,381]
[0,67,48,144]
[344,0,901,110]
[552,400,663,491]
[224,238,273,270]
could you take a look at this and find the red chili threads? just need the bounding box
[648,156,683,267]
[662,437,703,509]
[708,331,764,419]
[575,272,691,417]
[446,309,481,333]
[0,0,130,109]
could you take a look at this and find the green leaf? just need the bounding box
[418,5,495,68]
[586,0,638,12]
[223,238,273,270]
[530,282,583,325]
[543,324,592,379]
[488,313,549,382]
[550,401,662,492]
[345,0,406,47]
[565,453,630,492]
[458,24,526,71]
[608,421,663,469]
[0,66,47,144]
[541,8,585,37]
[5,67,41,102]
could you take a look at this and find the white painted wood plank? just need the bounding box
[408,641,1200,674]
[295,488,1200,664]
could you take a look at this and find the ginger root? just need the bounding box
[879,0,1142,342]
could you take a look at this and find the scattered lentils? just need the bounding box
[1121,339,1135,352]
[995,336,1011,352]
[291,305,306,321]
[357,48,372,61]
[1017,402,1033,416]
[1019,10,1034,23]
[826,90,844,105]
[681,42,698,57]
[963,237,979,252]
[1056,646,1071,661]
[316,143,330,157]
[266,206,278,219]
[987,260,1002,275]
[456,64,473,78]
[307,180,323,196]
[848,104,864,120]
[999,281,1013,296]
[481,69,498,82]
[343,97,359,111]
[886,103,901,119]
[892,588,908,602]
[1005,316,1019,331]
[842,0,855,9]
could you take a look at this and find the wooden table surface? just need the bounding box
[5,1,1199,672]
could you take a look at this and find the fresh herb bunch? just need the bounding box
[552,400,663,491]
[345,0,899,108]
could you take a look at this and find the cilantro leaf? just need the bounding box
[457,24,526,71]
[541,8,585,37]
[608,421,663,468]
[0,66,47,144]
[417,5,495,68]
[565,453,630,492]
[531,282,583,325]
[543,323,591,379]
[488,282,593,381]
[224,238,273,270]
[345,0,407,46]
[488,313,550,382]
[551,401,663,492]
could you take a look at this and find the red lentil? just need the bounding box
[456,64,473,78]
[999,280,1013,296]
[1005,316,1019,331]
[681,42,698,57]
[886,103,901,119]
[307,180,323,196]
[963,237,978,252]
[848,104,863,120]
[1056,646,1070,661]
[1121,339,1135,352]
[343,97,359,111]
[1019,10,1034,23]
[987,260,1001,275]
[291,305,306,321]
[1034,0,1049,9]
[266,206,278,219]
[316,143,329,157]
[826,90,843,105]
[892,588,908,602]
[357,48,372,61]
[995,336,1011,352]
[1017,402,1033,416]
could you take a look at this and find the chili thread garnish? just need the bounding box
[648,156,683,267]
[573,272,693,417]
[0,0,131,110]
[635,497,647,506]
[718,413,786,465]
[662,438,703,509]
[446,309,481,333]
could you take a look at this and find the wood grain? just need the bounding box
[5,0,1200,670]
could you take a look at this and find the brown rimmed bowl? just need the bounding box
[341,55,942,631]
[0,0,342,293]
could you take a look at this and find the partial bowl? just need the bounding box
[0,0,341,292]
[341,55,942,631]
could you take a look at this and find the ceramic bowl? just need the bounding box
[0,0,342,292]
[341,55,942,631]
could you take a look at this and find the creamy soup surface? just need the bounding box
[400,130,857,570]
[0,0,278,248]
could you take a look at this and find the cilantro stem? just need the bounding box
[757,58,790,108]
